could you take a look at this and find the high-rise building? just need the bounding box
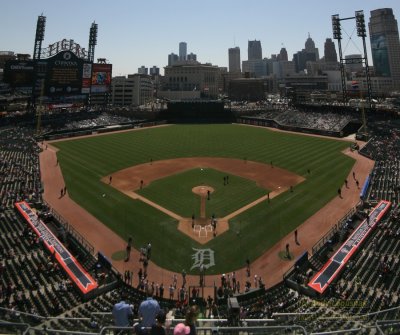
[138,66,148,75]
[369,8,400,88]
[324,38,338,62]
[304,34,319,60]
[242,59,268,77]
[187,53,197,61]
[168,53,179,66]
[179,42,187,61]
[248,40,262,60]
[228,47,241,73]
[149,66,160,76]
[277,48,288,61]
[293,50,316,73]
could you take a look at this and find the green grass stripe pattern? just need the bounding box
[53,124,354,274]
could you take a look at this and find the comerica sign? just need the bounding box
[45,39,87,59]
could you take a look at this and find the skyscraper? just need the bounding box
[304,34,319,60]
[324,38,338,62]
[168,53,178,66]
[228,47,241,72]
[137,66,148,75]
[179,42,187,61]
[248,40,262,60]
[277,47,288,61]
[187,53,197,61]
[369,8,400,88]
[149,66,160,76]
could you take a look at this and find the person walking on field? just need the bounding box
[125,236,133,262]
[285,243,291,259]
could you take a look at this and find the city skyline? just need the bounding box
[1,0,400,76]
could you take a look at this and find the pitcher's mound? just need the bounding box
[192,185,214,196]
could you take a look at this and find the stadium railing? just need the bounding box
[3,304,400,334]
[42,199,95,255]
[311,205,359,255]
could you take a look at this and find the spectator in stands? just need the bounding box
[173,323,190,335]
[150,310,167,335]
[112,292,133,330]
[135,287,160,334]
[185,305,199,335]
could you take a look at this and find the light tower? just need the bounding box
[33,15,46,134]
[88,22,98,62]
[355,10,371,135]
[331,14,347,102]
[33,15,46,60]
[331,10,373,137]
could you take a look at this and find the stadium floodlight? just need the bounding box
[332,14,341,40]
[89,22,98,46]
[355,10,366,37]
[35,15,46,41]
[33,15,46,60]
[88,22,98,62]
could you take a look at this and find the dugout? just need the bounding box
[160,100,234,123]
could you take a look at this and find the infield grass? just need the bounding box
[53,124,355,274]
[137,168,268,218]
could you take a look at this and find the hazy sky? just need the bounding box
[2,0,400,75]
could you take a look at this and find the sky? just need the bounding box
[2,0,400,76]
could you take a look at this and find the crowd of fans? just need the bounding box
[359,120,400,204]
[0,127,42,209]
[39,110,139,133]
[252,107,357,131]
[55,112,138,130]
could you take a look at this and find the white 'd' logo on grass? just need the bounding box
[191,248,215,270]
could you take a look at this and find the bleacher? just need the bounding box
[248,106,359,132]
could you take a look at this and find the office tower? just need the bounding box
[179,42,187,61]
[168,53,179,66]
[278,48,288,61]
[149,66,160,76]
[248,40,262,60]
[324,38,338,62]
[369,8,400,87]
[187,53,197,61]
[242,59,268,77]
[228,47,241,72]
[293,50,316,73]
[138,66,148,75]
[305,34,320,60]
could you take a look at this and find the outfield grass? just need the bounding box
[53,124,355,274]
[137,168,268,218]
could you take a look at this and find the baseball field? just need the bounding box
[52,124,355,274]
